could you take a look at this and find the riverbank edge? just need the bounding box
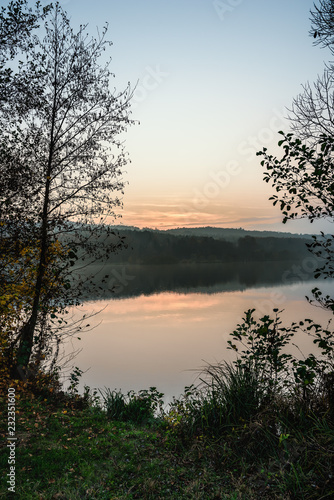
[1,379,333,499]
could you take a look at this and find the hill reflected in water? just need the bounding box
[80,261,315,300]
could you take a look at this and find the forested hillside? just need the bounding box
[97,227,313,264]
[164,226,312,242]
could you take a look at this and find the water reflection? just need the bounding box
[82,260,316,300]
[65,276,332,404]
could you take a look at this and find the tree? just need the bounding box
[259,132,334,224]
[0,0,53,380]
[0,2,134,377]
[311,0,334,52]
[289,0,334,141]
[0,0,50,65]
[257,132,334,315]
[255,0,334,401]
[255,132,334,400]
[258,0,334,315]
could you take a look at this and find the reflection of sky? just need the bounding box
[29,0,329,232]
[65,282,333,403]
[96,292,225,323]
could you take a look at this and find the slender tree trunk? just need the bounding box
[15,196,51,372]
[14,34,59,378]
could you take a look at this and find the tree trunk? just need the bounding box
[14,37,58,379]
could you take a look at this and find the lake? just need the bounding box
[63,262,333,403]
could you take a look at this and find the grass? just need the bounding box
[164,358,334,499]
[1,367,334,499]
[0,387,237,499]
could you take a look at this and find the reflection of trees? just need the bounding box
[82,261,310,300]
[238,264,259,287]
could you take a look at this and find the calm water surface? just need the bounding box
[64,264,333,402]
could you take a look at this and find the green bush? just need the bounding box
[99,386,164,424]
[167,308,334,443]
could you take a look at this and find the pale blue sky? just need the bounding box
[29,0,331,232]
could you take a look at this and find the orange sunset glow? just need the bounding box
[118,197,283,230]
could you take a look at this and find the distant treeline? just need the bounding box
[164,226,312,242]
[99,228,312,265]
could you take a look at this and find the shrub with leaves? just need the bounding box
[227,308,294,398]
[99,387,164,424]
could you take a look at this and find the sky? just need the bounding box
[25,0,332,233]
